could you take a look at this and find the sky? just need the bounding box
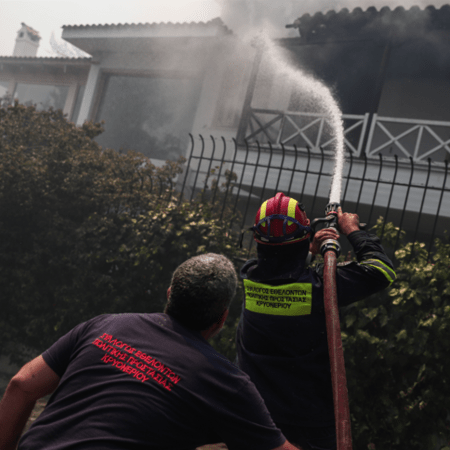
[1,0,449,57]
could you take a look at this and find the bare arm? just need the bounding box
[0,355,60,450]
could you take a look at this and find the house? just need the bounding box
[1,6,449,392]
[231,5,450,247]
[0,9,449,247]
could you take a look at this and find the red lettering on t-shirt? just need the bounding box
[94,333,181,390]
[110,348,127,361]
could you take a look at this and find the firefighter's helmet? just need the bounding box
[252,192,311,245]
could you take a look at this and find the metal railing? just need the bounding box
[239,108,450,163]
[178,134,450,256]
[366,114,450,162]
[242,109,369,157]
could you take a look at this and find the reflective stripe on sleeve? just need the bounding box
[244,279,312,316]
[360,259,396,285]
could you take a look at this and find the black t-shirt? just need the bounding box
[19,313,285,450]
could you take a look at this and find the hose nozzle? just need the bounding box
[325,202,340,230]
[325,202,340,216]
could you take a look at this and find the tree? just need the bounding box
[342,219,450,450]
[0,102,245,366]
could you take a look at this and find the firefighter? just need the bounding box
[236,192,396,450]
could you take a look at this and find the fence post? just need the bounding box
[340,150,353,211]
[178,133,195,204]
[211,136,227,205]
[190,135,206,202]
[428,160,449,257]
[221,137,239,221]
[380,154,399,239]
[311,146,325,214]
[395,156,415,251]
[367,154,383,227]
[412,158,432,251]
[287,144,299,197]
[355,153,368,212]
[240,140,262,232]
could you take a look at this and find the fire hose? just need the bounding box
[311,203,353,450]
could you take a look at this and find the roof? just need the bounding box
[0,55,92,74]
[0,56,91,64]
[286,5,450,42]
[62,17,232,36]
[61,17,232,55]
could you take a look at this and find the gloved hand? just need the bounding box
[337,207,360,236]
[309,227,340,255]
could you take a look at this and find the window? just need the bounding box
[94,74,201,160]
[13,83,69,111]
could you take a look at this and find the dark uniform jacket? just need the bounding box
[236,230,396,428]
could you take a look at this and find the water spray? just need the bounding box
[254,31,353,449]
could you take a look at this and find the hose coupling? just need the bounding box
[320,239,341,257]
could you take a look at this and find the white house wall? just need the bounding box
[75,63,100,126]
[191,38,255,141]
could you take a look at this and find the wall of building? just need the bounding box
[190,38,254,141]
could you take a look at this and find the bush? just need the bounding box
[342,218,450,450]
[0,102,245,365]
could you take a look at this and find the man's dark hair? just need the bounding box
[164,253,238,331]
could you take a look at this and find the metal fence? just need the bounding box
[177,134,450,257]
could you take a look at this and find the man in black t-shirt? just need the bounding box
[0,253,302,450]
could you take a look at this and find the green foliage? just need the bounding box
[0,102,245,365]
[2,103,449,447]
[341,218,450,450]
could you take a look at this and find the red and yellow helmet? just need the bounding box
[252,192,311,245]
